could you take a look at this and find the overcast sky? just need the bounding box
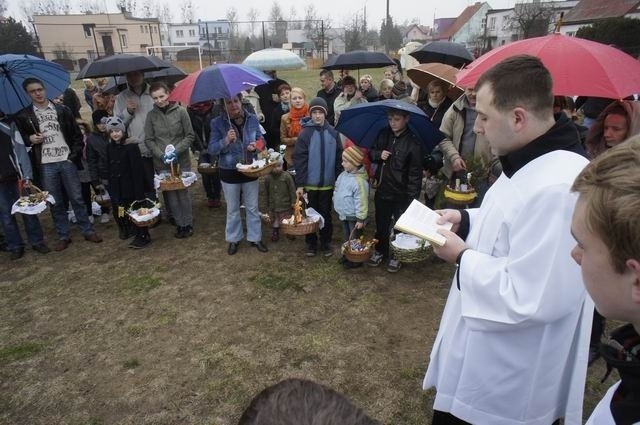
[7,0,519,27]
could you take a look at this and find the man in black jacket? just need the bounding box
[15,77,102,251]
[188,100,221,208]
[316,70,341,126]
[368,108,424,272]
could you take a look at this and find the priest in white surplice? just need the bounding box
[424,55,593,425]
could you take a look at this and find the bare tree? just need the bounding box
[226,7,238,38]
[116,0,138,15]
[0,0,8,15]
[512,1,555,39]
[23,0,72,16]
[156,2,172,23]
[247,7,259,37]
[180,0,194,23]
[80,0,107,14]
[289,5,301,30]
[139,0,154,18]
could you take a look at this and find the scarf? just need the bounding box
[428,98,443,109]
[289,103,309,137]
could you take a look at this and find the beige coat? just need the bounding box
[438,95,494,179]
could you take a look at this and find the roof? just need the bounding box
[438,2,485,40]
[433,17,457,37]
[564,0,640,23]
[404,24,430,37]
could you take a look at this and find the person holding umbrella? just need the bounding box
[366,107,424,273]
[209,93,268,255]
[15,77,103,251]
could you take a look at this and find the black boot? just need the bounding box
[129,228,151,249]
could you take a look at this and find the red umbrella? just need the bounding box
[456,33,640,99]
[168,69,201,105]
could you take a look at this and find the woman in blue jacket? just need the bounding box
[209,94,268,255]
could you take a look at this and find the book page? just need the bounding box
[393,200,453,247]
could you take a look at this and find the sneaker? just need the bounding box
[322,244,333,257]
[387,259,402,273]
[306,246,317,257]
[100,213,110,224]
[88,215,95,224]
[367,251,384,267]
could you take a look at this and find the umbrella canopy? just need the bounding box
[76,54,171,79]
[0,54,70,114]
[321,50,395,70]
[456,33,640,98]
[168,64,272,105]
[335,99,444,151]
[242,48,306,71]
[407,63,464,100]
[410,41,474,68]
[102,64,188,95]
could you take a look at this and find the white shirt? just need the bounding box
[424,150,593,425]
[34,102,69,164]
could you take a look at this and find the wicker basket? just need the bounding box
[159,177,186,191]
[281,220,319,236]
[197,164,219,175]
[342,228,376,263]
[127,199,160,227]
[237,161,278,178]
[443,185,477,206]
[390,234,431,263]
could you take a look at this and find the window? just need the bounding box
[120,33,128,48]
[176,30,184,37]
[144,26,148,33]
[489,17,496,30]
[82,24,92,38]
[52,50,69,60]
[140,25,144,32]
[189,29,195,37]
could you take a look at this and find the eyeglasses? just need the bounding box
[28,88,45,94]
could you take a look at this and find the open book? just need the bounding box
[394,200,453,247]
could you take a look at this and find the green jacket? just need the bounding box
[144,102,194,171]
[264,171,296,213]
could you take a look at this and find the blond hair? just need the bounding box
[379,79,394,91]
[290,87,306,99]
[572,136,640,272]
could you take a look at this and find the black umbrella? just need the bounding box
[102,64,188,94]
[76,54,171,79]
[321,50,395,70]
[409,41,474,68]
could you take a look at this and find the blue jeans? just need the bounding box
[221,180,261,243]
[0,181,45,250]
[42,161,96,240]
[341,220,362,243]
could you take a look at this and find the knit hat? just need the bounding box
[105,116,125,133]
[92,109,109,125]
[392,80,407,97]
[343,145,364,167]
[308,97,328,115]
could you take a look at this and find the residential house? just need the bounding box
[198,20,230,53]
[167,23,199,47]
[32,9,161,70]
[484,8,515,48]
[437,2,491,55]
[432,17,456,39]
[403,24,431,44]
[560,0,640,35]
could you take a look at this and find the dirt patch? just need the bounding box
[0,182,611,424]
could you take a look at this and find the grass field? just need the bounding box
[5,66,614,424]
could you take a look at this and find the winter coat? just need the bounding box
[293,117,342,190]
[15,102,84,169]
[333,167,369,222]
[209,112,264,170]
[586,324,640,425]
[87,131,109,184]
[438,95,494,179]
[280,110,308,166]
[144,102,194,172]
[264,171,296,213]
[106,140,146,204]
[361,86,379,103]
[369,127,424,201]
[114,83,154,157]
[316,86,342,126]
[187,107,214,153]
[333,92,368,125]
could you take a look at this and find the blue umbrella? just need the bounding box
[336,99,444,151]
[178,64,272,105]
[0,54,70,114]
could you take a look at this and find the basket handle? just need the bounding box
[348,224,364,241]
[129,198,157,210]
[20,182,43,197]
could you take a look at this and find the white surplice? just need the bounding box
[424,150,593,425]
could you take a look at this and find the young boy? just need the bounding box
[264,158,296,242]
[104,117,150,248]
[293,97,342,257]
[570,137,640,425]
[368,108,424,272]
[334,145,369,269]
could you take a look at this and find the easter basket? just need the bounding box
[127,198,161,227]
[236,160,278,178]
[390,233,431,263]
[197,161,219,175]
[281,219,319,236]
[443,185,477,206]
[341,227,377,263]
[11,184,54,215]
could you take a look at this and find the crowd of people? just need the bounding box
[1,53,639,425]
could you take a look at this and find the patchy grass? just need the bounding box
[0,342,43,363]
[124,273,163,294]
[250,268,304,292]
[122,358,140,369]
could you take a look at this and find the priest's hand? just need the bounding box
[436,209,461,233]
[433,228,468,264]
